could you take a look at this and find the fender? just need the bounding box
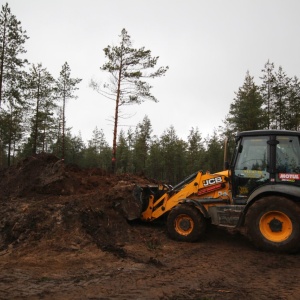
[236,184,300,227]
[247,184,300,204]
[179,199,210,218]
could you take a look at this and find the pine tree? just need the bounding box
[90,28,168,173]
[186,127,205,174]
[85,127,109,168]
[26,63,56,154]
[204,131,224,173]
[0,3,28,108]
[160,126,177,182]
[89,127,107,154]
[260,60,276,129]
[0,101,23,166]
[0,3,28,165]
[160,126,187,184]
[56,62,81,159]
[272,66,290,129]
[125,127,135,173]
[148,137,163,180]
[64,132,85,165]
[116,129,130,173]
[173,138,188,183]
[0,57,28,166]
[228,71,266,132]
[286,76,300,130]
[132,116,152,174]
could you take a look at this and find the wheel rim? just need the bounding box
[174,214,194,236]
[259,211,293,242]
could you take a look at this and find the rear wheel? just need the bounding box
[167,204,206,242]
[245,196,300,253]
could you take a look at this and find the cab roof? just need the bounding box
[237,130,300,138]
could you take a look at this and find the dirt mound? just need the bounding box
[0,153,154,254]
[0,153,112,197]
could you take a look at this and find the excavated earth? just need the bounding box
[0,153,300,300]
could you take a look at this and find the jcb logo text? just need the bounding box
[203,176,222,187]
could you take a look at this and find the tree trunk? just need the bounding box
[0,12,7,109]
[33,75,41,154]
[111,63,123,174]
[62,88,66,160]
[112,93,119,173]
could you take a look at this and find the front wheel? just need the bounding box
[167,204,207,242]
[245,196,300,253]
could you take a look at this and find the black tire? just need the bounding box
[245,196,300,253]
[167,204,207,242]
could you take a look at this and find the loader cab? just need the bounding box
[231,130,300,204]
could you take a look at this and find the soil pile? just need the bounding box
[0,153,153,254]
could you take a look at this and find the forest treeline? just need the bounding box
[1,3,300,184]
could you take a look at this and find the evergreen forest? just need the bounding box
[1,3,300,184]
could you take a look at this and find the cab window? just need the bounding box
[235,137,269,173]
[233,136,270,200]
[276,136,300,174]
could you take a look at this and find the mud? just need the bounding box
[0,154,299,299]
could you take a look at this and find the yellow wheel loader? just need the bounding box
[132,130,300,253]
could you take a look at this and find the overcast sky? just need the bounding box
[6,0,300,145]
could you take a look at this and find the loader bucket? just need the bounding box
[133,184,156,212]
[110,183,148,221]
[125,173,199,220]
[129,184,170,219]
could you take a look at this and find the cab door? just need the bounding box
[276,135,300,186]
[232,136,270,204]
